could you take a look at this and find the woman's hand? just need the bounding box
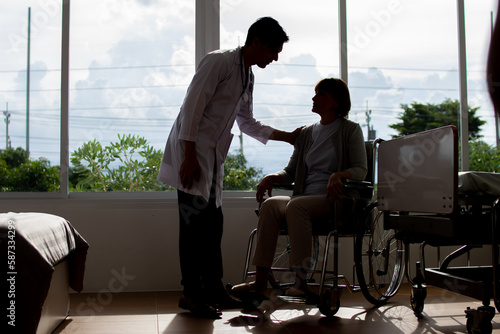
[256,174,280,203]
[327,172,348,201]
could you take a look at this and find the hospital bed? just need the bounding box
[0,212,89,334]
[377,125,500,334]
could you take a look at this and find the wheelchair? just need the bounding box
[238,140,406,317]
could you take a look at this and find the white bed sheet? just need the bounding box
[458,171,500,196]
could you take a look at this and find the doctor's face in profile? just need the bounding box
[255,43,283,69]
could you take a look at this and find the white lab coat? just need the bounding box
[158,47,274,207]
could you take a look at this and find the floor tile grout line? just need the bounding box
[155,292,160,334]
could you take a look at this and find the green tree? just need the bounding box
[0,147,59,192]
[469,139,500,172]
[223,149,263,190]
[70,134,169,191]
[1,147,29,167]
[71,139,114,191]
[389,99,485,138]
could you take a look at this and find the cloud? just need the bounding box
[2,0,499,165]
[66,0,196,151]
[15,60,46,89]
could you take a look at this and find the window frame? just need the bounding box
[0,0,473,199]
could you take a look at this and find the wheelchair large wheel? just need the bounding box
[355,202,405,306]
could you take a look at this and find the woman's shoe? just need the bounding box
[230,282,257,294]
[229,282,268,308]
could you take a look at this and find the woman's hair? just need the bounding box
[315,78,351,118]
[244,17,289,50]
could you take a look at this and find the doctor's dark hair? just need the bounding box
[244,17,289,50]
[315,78,351,118]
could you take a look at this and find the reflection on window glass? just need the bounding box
[69,0,194,192]
[2,1,497,194]
[465,0,498,147]
[0,1,61,192]
[220,0,339,180]
[346,0,497,165]
[347,0,462,142]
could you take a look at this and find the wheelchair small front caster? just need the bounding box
[465,306,495,334]
[411,262,427,317]
[319,287,341,317]
[410,285,426,317]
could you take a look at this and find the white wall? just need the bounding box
[1,196,492,293]
[1,196,260,293]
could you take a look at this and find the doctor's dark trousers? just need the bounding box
[177,176,224,301]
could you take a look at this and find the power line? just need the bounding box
[0,84,189,94]
[0,63,194,74]
[0,63,489,74]
[0,84,491,95]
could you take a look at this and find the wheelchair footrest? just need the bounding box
[278,293,320,306]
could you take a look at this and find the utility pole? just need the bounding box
[365,101,376,140]
[26,7,31,154]
[365,101,371,139]
[239,131,244,155]
[3,103,10,149]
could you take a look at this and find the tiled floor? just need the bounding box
[54,284,500,333]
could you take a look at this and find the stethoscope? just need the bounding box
[240,47,250,103]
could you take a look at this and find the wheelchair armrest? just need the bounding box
[342,179,373,188]
[272,183,294,191]
[342,179,374,199]
[272,180,373,192]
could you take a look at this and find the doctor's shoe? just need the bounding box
[178,295,222,319]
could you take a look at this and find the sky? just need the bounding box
[0,0,498,177]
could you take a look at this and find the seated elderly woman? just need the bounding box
[231,77,367,300]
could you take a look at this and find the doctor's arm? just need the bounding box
[179,140,201,189]
[236,112,304,145]
[269,127,304,145]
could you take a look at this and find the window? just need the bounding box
[1,0,497,196]
[347,0,461,141]
[0,1,61,192]
[220,0,339,177]
[465,0,498,145]
[69,0,195,192]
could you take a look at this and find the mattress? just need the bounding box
[0,212,89,334]
[458,171,500,196]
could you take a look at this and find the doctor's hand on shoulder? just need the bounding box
[269,126,305,145]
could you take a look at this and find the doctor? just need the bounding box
[158,17,301,318]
